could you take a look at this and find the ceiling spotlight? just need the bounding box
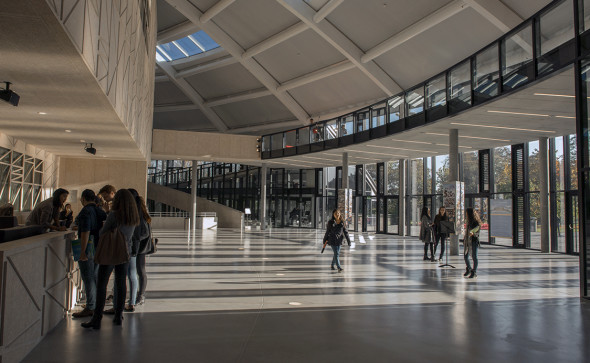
[0,82,20,106]
[65,129,72,133]
[37,112,47,115]
[84,143,96,155]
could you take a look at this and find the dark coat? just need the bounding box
[323,219,351,246]
[433,214,448,237]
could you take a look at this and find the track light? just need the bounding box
[84,143,96,155]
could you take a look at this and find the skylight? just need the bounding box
[156,31,220,62]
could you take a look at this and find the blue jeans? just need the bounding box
[330,245,342,269]
[464,241,479,272]
[78,259,96,310]
[111,256,138,307]
[127,256,138,305]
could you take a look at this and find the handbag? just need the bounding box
[138,224,158,255]
[71,235,95,261]
[94,228,129,265]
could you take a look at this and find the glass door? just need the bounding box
[366,197,377,232]
[566,191,579,254]
[385,197,399,234]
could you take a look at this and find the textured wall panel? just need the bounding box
[47,0,157,160]
[0,233,74,363]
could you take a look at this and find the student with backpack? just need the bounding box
[323,208,351,272]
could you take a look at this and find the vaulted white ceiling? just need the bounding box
[154,0,554,135]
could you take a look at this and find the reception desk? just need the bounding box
[0,231,75,363]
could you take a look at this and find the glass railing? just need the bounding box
[261,0,583,160]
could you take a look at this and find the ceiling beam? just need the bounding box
[200,0,236,23]
[361,0,467,63]
[157,62,229,131]
[277,60,355,92]
[155,74,170,83]
[157,21,200,44]
[164,0,310,125]
[204,88,272,107]
[313,0,344,23]
[176,56,238,78]
[226,119,302,134]
[154,104,198,112]
[463,0,523,33]
[242,22,308,59]
[277,0,401,96]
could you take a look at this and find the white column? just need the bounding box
[260,164,268,230]
[399,159,406,236]
[449,129,459,255]
[540,137,550,253]
[191,160,198,231]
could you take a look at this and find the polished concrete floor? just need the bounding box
[24,229,589,362]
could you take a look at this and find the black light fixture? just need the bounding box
[0,82,20,107]
[84,143,96,155]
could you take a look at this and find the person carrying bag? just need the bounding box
[81,189,139,330]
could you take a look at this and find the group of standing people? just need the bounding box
[26,184,154,329]
[420,206,482,278]
[76,185,154,329]
[322,205,482,278]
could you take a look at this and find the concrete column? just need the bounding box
[260,164,268,230]
[190,160,198,231]
[342,152,349,189]
[449,129,459,255]
[540,137,550,253]
[399,159,406,237]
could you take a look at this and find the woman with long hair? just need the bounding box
[420,206,434,261]
[433,207,448,261]
[323,208,351,272]
[128,188,152,307]
[82,189,139,329]
[464,208,482,279]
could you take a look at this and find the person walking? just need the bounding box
[464,208,482,279]
[81,189,139,329]
[433,207,448,261]
[72,190,107,318]
[323,209,351,272]
[420,207,434,261]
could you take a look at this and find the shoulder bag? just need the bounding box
[94,227,129,265]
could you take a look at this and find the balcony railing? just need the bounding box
[261,0,583,160]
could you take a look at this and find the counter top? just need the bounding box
[0,230,75,252]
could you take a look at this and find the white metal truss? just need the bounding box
[463,0,523,33]
[277,0,402,97]
[200,0,236,23]
[313,0,344,23]
[277,60,355,92]
[157,20,201,45]
[361,0,468,63]
[242,22,308,59]
[158,61,229,132]
[175,55,238,78]
[164,0,310,124]
[157,0,528,131]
